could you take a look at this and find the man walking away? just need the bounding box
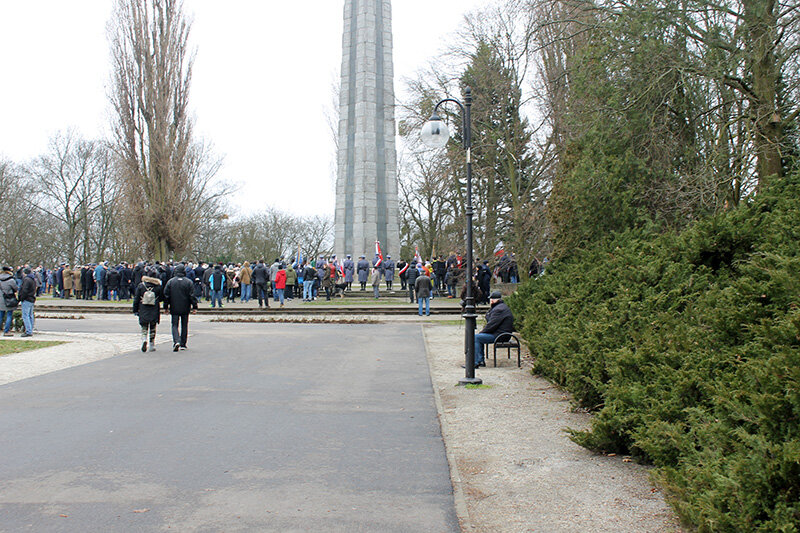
[133,267,163,352]
[164,264,198,351]
[18,267,38,337]
[415,270,432,316]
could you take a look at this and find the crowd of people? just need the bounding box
[0,250,541,336]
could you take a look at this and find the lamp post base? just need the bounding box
[458,376,483,386]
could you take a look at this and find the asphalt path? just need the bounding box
[0,322,458,532]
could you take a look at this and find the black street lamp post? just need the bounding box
[421,87,481,385]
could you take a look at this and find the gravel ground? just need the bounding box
[422,324,684,533]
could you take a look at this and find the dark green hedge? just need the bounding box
[508,171,800,531]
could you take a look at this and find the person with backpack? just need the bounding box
[208,264,227,308]
[163,264,198,351]
[0,266,19,336]
[133,267,163,352]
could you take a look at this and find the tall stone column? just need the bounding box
[334,0,400,260]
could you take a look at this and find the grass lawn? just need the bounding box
[0,340,66,357]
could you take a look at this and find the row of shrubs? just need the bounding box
[508,171,800,531]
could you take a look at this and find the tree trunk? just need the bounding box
[745,0,783,187]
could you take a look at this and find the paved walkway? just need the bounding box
[0,315,682,532]
[0,320,457,532]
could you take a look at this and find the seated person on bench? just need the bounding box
[473,291,515,368]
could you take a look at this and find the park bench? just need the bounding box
[483,332,521,368]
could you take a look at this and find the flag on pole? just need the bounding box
[294,244,303,267]
[493,241,505,257]
[374,241,383,267]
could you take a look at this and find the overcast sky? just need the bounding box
[0,1,487,218]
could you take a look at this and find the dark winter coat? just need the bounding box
[208,268,227,291]
[193,265,205,284]
[252,263,270,285]
[303,265,317,281]
[202,267,214,286]
[406,266,419,287]
[163,274,198,316]
[480,300,515,336]
[18,275,36,303]
[106,269,121,290]
[415,274,432,299]
[81,267,93,289]
[121,267,133,288]
[132,264,144,287]
[133,276,163,325]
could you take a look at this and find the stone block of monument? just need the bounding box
[334,0,400,259]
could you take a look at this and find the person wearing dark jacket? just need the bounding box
[202,265,213,301]
[120,263,133,300]
[133,268,163,352]
[477,262,492,305]
[106,267,121,300]
[252,260,270,309]
[406,262,419,303]
[0,266,19,336]
[163,264,198,351]
[302,262,317,301]
[18,268,37,337]
[192,263,205,298]
[208,264,227,308]
[81,265,93,300]
[472,291,515,368]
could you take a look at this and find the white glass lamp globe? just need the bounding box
[420,117,450,149]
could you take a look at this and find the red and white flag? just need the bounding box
[493,241,505,257]
[374,241,383,267]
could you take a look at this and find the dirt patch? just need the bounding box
[422,325,683,533]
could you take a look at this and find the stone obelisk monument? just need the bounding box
[334,0,400,259]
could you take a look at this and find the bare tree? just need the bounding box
[108,0,228,262]
[0,160,60,266]
[398,151,457,259]
[25,130,118,265]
